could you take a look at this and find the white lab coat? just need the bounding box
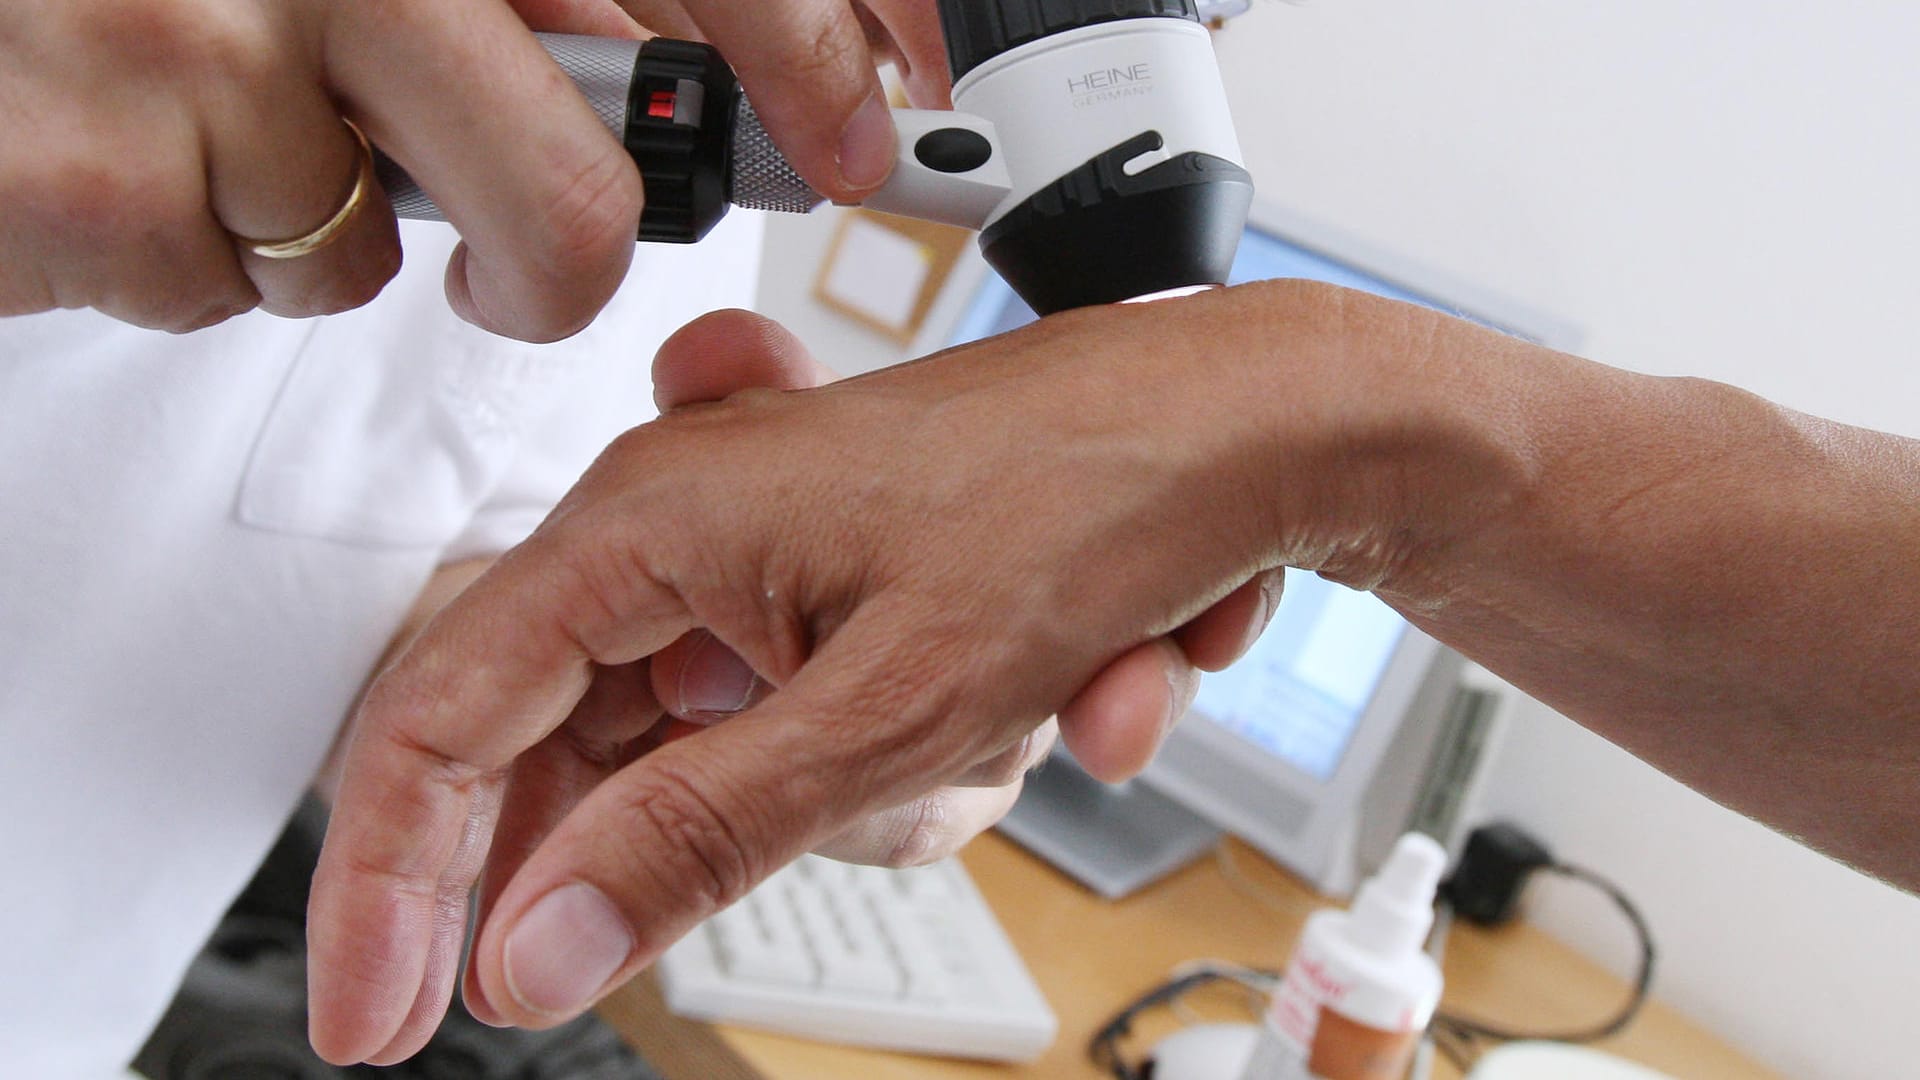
[0,215,763,1077]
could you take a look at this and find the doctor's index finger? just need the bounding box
[317,1,643,342]
[679,0,898,199]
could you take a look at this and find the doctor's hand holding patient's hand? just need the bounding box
[0,0,945,340]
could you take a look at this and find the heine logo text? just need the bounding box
[1068,63,1155,104]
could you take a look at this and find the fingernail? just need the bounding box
[837,92,897,192]
[1166,657,1200,737]
[443,244,480,326]
[1246,572,1285,653]
[1259,571,1286,627]
[503,882,632,1017]
[677,632,761,721]
[462,980,510,1029]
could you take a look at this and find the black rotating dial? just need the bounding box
[939,0,1202,83]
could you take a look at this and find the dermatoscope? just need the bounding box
[378,0,1255,315]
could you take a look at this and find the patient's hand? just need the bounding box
[309,299,1291,1063]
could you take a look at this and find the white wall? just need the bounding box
[756,205,912,378]
[755,4,1920,1076]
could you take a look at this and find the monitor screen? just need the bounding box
[941,226,1443,787]
[1192,570,1406,782]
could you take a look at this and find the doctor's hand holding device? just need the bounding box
[379,0,1257,316]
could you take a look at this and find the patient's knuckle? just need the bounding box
[616,764,759,911]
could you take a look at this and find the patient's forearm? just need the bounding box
[1367,328,1920,886]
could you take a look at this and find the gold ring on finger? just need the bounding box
[239,118,375,261]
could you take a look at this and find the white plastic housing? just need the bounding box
[862,18,1244,233]
[954,19,1243,222]
[859,110,1013,229]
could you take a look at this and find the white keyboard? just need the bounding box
[655,853,1058,1062]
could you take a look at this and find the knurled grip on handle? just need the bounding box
[728,96,823,214]
[374,33,823,234]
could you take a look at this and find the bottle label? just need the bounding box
[1305,1009,1419,1080]
[1239,956,1420,1080]
[1270,953,1346,1046]
[1239,1011,1419,1080]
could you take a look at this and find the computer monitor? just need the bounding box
[914,203,1578,899]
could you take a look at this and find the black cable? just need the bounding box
[1431,860,1656,1046]
[1428,1021,1480,1074]
[1088,967,1280,1080]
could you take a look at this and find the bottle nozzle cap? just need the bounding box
[1375,833,1447,904]
[1349,833,1447,956]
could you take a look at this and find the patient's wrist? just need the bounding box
[1201,280,1554,605]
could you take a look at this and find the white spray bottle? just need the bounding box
[1239,833,1446,1080]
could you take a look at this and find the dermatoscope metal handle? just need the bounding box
[371,34,821,231]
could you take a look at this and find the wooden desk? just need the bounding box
[613,832,1780,1079]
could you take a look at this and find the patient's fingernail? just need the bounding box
[1259,572,1285,627]
[1166,657,1200,736]
[677,632,761,721]
[503,882,632,1018]
[838,92,896,192]
[1246,571,1285,653]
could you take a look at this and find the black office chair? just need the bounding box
[133,797,663,1080]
